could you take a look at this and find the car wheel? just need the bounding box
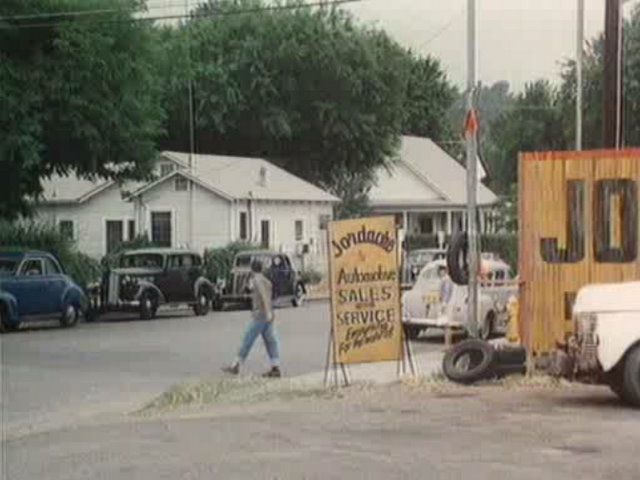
[442,339,497,384]
[212,295,224,312]
[60,304,79,328]
[292,283,305,307]
[140,291,158,321]
[194,289,211,316]
[480,312,495,341]
[621,345,640,407]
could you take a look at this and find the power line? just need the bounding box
[417,7,465,50]
[0,0,361,26]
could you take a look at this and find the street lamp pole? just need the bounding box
[466,0,479,338]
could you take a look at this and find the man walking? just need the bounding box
[223,260,281,378]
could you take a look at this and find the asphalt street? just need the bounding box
[0,300,443,437]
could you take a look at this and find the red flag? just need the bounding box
[464,108,478,138]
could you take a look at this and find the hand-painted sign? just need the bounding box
[519,149,640,354]
[328,216,402,364]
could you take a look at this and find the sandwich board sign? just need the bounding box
[327,215,403,365]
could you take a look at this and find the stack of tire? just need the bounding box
[442,232,526,384]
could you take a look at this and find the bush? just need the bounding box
[300,268,323,285]
[0,220,102,288]
[203,241,261,282]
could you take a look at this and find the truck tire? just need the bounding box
[622,345,640,407]
[447,232,469,286]
[442,339,497,384]
[292,283,305,307]
[193,288,211,316]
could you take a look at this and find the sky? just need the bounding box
[148,0,640,92]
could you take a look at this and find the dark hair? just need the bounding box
[251,260,263,273]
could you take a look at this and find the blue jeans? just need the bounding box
[238,314,281,364]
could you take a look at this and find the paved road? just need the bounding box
[0,300,443,437]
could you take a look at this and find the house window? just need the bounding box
[151,212,172,247]
[260,220,270,249]
[319,214,331,230]
[128,220,136,241]
[106,220,124,254]
[160,163,175,177]
[239,212,248,240]
[295,220,304,241]
[59,220,74,241]
[175,177,189,191]
[418,215,434,234]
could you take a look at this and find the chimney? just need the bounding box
[259,165,268,187]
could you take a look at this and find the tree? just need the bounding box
[161,0,429,208]
[0,0,165,220]
[486,80,567,193]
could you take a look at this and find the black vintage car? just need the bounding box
[93,248,216,320]
[215,250,306,310]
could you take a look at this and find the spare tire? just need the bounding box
[442,339,497,384]
[447,232,469,286]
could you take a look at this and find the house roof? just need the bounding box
[369,136,498,208]
[128,169,235,202]
[161,152,341,203]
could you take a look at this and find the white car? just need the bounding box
[402,258,517,340]
[552,281,640,407]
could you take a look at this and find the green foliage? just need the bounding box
[203,241,261,282]
[100,234,159,269]
[0,0,165,220]
[160,0,452,207]
[0,220,101,287]
[300,268,323,285]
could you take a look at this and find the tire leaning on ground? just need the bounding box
[60,304,79,328]
[621,345,640,407]
[193,288,211,316]
[139,291,158,321]
[442,339,497,384]
[446,232,469,286]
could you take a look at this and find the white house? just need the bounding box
[369,136,499,236]
[35,152,340,265]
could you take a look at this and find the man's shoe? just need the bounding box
[222,364,239,375]
[262,366,281,378]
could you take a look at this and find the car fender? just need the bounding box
[193,277,215,298]
[61,284,89,313]
[134,282,166,304]
[0,291,19,323]
[596,312,640,371]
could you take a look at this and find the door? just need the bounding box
[42,256,67,313]
[157,254,195,302]
[260,220,270,249]
[279,255,295,296]
[151,212,172,247]
[9,259,51,315]
[106,221,124,254]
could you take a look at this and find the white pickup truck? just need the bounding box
[551,281,640,407]
[402,258,517,340]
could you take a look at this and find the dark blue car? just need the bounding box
[0,251,89,332]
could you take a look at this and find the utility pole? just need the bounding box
[465,0,479,338]
[603,0,623,148]
[576,0,584,150]
[185,0,196,247]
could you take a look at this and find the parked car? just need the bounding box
[93,248,216,320]
[404,248,446,284]
[0,250,89,332]
[551,281,640,407]
[216,250,306,310]
[402,257,517,340]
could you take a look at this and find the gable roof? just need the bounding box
[161,152,340,203]
[370,136,497,208]
[128,169,234,202]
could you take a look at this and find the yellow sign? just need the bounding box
[328,216,402,364]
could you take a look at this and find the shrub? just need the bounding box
[0,220,102,288]
[203,241,261,282]
[300,268,323,285]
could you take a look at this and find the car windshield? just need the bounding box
[235,255,252,267]
[0,258,19,275]
[120,254,164,269]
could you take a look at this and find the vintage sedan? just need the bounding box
[402,257,517,340]
[95,248,216,320]
[0,250,89,332]
[216,250,306,310]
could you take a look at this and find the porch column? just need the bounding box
[479,208,486,234]
[402,210,408,232]
[446,210,452,234]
